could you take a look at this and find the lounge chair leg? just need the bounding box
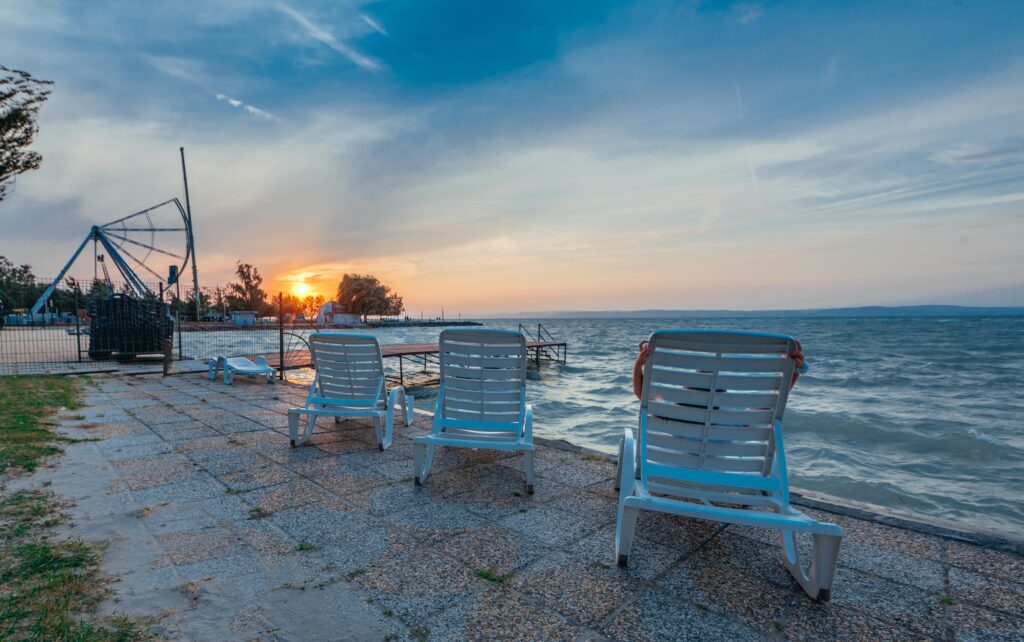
[615,434,625,492]
[288,411,299,447]
[782,531,842,601]
[413,442,425,485]
[372,416,385,450]
[615,502,639,567]
[524,450,535,495]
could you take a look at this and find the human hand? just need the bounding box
[637,340,652,365]
[788,340,807,386]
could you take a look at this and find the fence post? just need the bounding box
[278,292,285,381]
[176,281,184,360]
[75,293,83,362]
[160,284,172,376]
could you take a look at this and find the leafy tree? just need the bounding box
[302,294,326,318]
[336,274,403,322]
[226,262,267,313]
[1,66,53,202]
[274,293,303,317]
[0,255,40,309]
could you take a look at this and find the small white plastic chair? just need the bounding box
[208,356,275,385]
[413,328,534,493]
[615,330,843,601]
[288,333,413,450]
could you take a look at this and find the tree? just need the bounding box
[1,66,53,202]
[302,294,326,319]
[225,262,267,313]
[275,293,303,317]
[336,274,404,321]
[0,255,39,309]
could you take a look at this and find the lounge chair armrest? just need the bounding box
[255,356,269,368]
[523,404,533,443]
[619,427,636,494]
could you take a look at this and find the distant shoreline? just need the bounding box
[473,305,1024,320]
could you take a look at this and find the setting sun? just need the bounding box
[292,283,311,297]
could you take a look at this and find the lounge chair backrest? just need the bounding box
[438,329,527,429]
[309,333,385,405]
[639,330,798,498]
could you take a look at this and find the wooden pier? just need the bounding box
[267,338,567,386]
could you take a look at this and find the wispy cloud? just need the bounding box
[146,56,281,123]
[360,12,388,37]
[929,142,1024,166]
[732,3,763,26]
[215,93,282,122]
[276,3,383,72]
[824,54,840,87]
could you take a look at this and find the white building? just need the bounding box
[230,311,257,327]
[317,301,361,326]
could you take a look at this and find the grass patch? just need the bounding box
[295,541,316,552]
[409,626,430,642]
[941,594,956,606]
[474,569,512,585]
[0,375,82,474]
[0,489,150,640]
[0,376,151,640]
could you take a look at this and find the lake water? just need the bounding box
[193,316,1024,538]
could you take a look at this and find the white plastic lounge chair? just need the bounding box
[615,330,843,601]
[288,333,413,451]
[208,356,275,385]
[413,328,534,492]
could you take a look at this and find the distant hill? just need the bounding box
[482,305,1024,319]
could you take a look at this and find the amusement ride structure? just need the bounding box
[30,149,200,317]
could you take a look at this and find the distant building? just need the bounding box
[317,301,361,326]
[231,311,257,327]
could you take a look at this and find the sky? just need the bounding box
[1,0,1022,315]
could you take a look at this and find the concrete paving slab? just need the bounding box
[10,371,1022,641]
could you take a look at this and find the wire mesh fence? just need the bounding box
[0,277,323,375]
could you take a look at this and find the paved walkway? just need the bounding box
[16,373,1024,641]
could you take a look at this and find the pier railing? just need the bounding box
[518,322,567,365]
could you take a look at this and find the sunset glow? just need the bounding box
[1,2,1022,314]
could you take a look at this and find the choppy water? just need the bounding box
[192,317,1024,538]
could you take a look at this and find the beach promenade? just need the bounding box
[10,373,1023,641]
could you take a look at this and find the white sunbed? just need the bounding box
[288,333,413,450]
[413,328,535,493]
[208,356,275,385]
[615,330,843,601]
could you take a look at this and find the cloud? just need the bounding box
[732,3,763,26]
[146,55,207,85]
[144,56,282,123]
[824,54,839,87]
[216,93,282,122]
[276,3,383,72]
[360,12,388,37]
[929,142,1024,165]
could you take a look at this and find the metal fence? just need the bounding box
[0,277,322,376]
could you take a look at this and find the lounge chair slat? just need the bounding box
[648,401,776,427]
[646,432,769,458]
[652,352,793,374]
[646,416,772,441]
